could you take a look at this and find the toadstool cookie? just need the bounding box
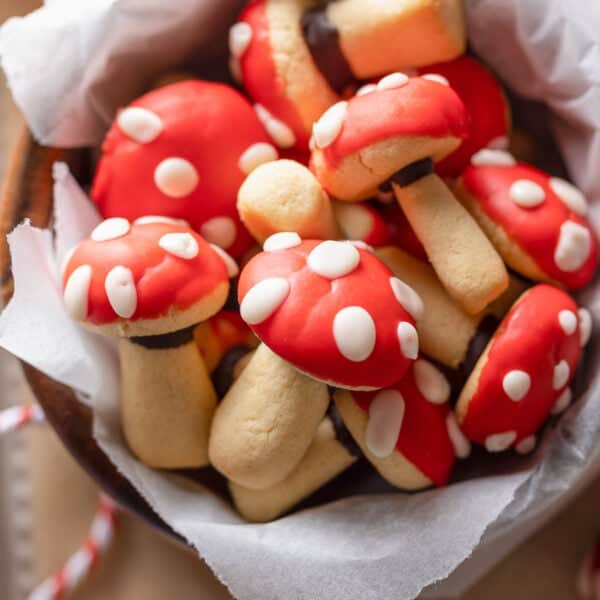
[332,200,390,247]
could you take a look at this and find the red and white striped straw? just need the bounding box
[0,404,118,600]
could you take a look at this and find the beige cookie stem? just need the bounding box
[392,175,508,314]
[229,417,357,522]
[209,343,330,490]
[120,338,216,469]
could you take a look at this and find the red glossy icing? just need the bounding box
[238,240,416,388]
[313,77,469,169]
[353,362,455,486]
[63,222,229,325]
[376,203,428,261]
[92,80,267,258]
[419,56,510,177]
[460,162,598,289]
[460,285,582,446]
[239,0,311,150]
[360,203,389,246]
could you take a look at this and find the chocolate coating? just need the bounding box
[211,345,254,399]
[129,324,196,349]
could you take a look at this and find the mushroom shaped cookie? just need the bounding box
[92,80,278,258]
[456,285,586,453]
[232,0,340,151]
[332,201,390,247]
[310,75,508,313]
[418,55,511,177]
[335,358,469,490]
[455,156,598,290]
[62,218,234,468]
[209,235,421,489]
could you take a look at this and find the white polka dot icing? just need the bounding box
[389,278,424,321]
[551,387,572,415]
[254,104,296,149]
[333,306,376,362]
[63,265,92,321]
[200,217,237,250]
[485,431,517,452]
[509,179,545,208]
[549,177,587,216]
[502,370,531,402]
[312,101,348,149]
[558,309,578,335]
[413,359,450,404]
[376,72,409,91]
[397,322,419,359]
[134,216,190,227]
[229,22,252,58]
[552,360,570,390]
[421,73,450,86]
[554,220,592,272]
[117,107,163,144]
[470,149,516,167]
[91,218,130,242]
[240,277,290,325]
[158,232,199,259]
[209,244,239,278]
[365,389,404,458]
[356,83,377,96]
[578,308,592,347]
[154,158,199,198]
[238,142,278,175]
[263,232,302,252]
[307,240,360,279]
[515,435,536,455]
[104,266,137,319]
[446,414,471,459]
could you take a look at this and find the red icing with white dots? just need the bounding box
[238,240,418,389]
[238,0,310,149]
[460,285,582,447]
[353,364,456,486]
[419,56,510,177]
[63,221,229,324]
[460,162,598,289]
[92,80,269,258]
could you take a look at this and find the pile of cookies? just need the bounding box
[60,0,597,521]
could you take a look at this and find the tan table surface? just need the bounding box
[0,3,596,599]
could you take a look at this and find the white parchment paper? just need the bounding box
[1,1,600,599]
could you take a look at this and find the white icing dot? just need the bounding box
[553,360,570,390]
[263,232,301,252]
[60,245,77,277]
[307,240,360,279]
[154,158,199,198]
[117,107,163,144]
[313,101,348,149]
[334,202,374,241]
[389,277,424,321]
[446,414,471,459]
[554,220,592,272]
[91,218,130,242]
[240,277,290,325]
[487,136,509,150]
[502,370,531,402]
[134,215,190,227]
[422,73,450,86]
[397,321,419,359]
[348,240,374,252]
[238,142,278,175]
[105,266,137,319]
[377,72,409,91]
[413,359,450,404]
[365,389,405,458]
[200,216,237,250]
[333,306,376,362]
[209,244,239,278]
[158,232,199,259]
[549,177,588,216]
[551,387,572,415]
[579,308,592,347]
[254,104,296,149]
[470,149,516,167]
[229,22,252,58]
[558,309,578,335]
[356,83,377,96]
[485,431,517,452]
[63,265,92,321]
[509,179,546,208]
[515,435,536,455]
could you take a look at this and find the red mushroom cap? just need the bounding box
[237,234,422,389]
[418,56,510,177]
[92,80,278,258]
[459,159,598,289]
[62,218,233,333]
[457,284,583,453]
[333,201,390,247]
